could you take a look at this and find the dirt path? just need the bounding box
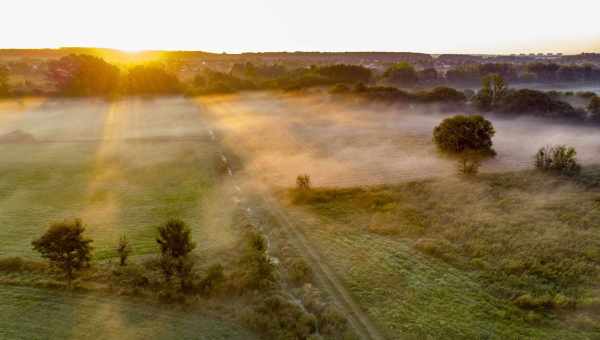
[261,195,387,340]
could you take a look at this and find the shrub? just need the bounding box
[297,174,311,191]
[242,294,317,340]
[534,145,581,176]
[197,263,225,296]
[231,230,277,293]
[31,219,93,287]
[117,234,132,266]
[288,258,312,285]
[0,257,47,272]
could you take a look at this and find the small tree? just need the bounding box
[534,145,581,176]
[296,174,311,191]
[157,219,196,290]
[117,234,132,266]
[474,74,507,111]
[31,219,93,287]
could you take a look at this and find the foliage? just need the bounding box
[498,89,580,117]
[46,54,120,96]
[534,145,581,176]
[31,219,93,285]
[383,62,418,87]
[197,263,225,296]
[315,64,372,84]
[0,65,10,97]
[126,64,182,95]
[117,234,132,266]
[296,174,311,191]
[156,219,197,290]
[242,293,317,340]
[231,229,277,292]
[474,74,507,111]
[433,115,496,157]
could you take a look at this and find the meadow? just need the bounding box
[0,285,257,340]
[0,98,223,260]
[285,170,600,338]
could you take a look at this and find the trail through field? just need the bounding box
[196,96,386,340]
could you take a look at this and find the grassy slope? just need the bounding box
[284,170,600,339]
[0,141,218,259]
[0,285,258,340]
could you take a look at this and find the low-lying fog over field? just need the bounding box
[2,93,600,190]
[197,92,600,187]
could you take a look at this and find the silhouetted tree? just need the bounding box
[157,219,196,290]
[383,62,418,87]
[32,219,93,287]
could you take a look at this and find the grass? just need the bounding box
[0,284,258,340]
[0,141,219,260]
[285,170,600,339]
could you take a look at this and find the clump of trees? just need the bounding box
[383,62,418,87]
[31,219,93,287]
[126,64,182,95]
[433,115,496,175]
[534,145,581,176]
[47,54,120,96]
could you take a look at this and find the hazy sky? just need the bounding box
[2,0,600,54]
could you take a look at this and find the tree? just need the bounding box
[0,65,10,97]
[383,62,418,87]
[157,219,196,290]
[433,115,496,175]
[31,219,93,287]
[433,115,496,156]
[534,145,581,176]
[117,234,132,266]
[474,74,507,111]
[46,54,120,96]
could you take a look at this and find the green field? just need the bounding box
[0,141,219,259]
[0,285,258,340]
[285,170,600,339]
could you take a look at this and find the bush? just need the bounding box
[117,234,132,266]
[297,174,311,191]
[197,263,225,296]
[534,145,581,176]
[230,230,277,293]
[588,95,600,117]
[288,258,312,285]
[0,257,47,272]
[242,293,317,340]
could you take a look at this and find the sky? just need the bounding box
[2,0,600,54]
